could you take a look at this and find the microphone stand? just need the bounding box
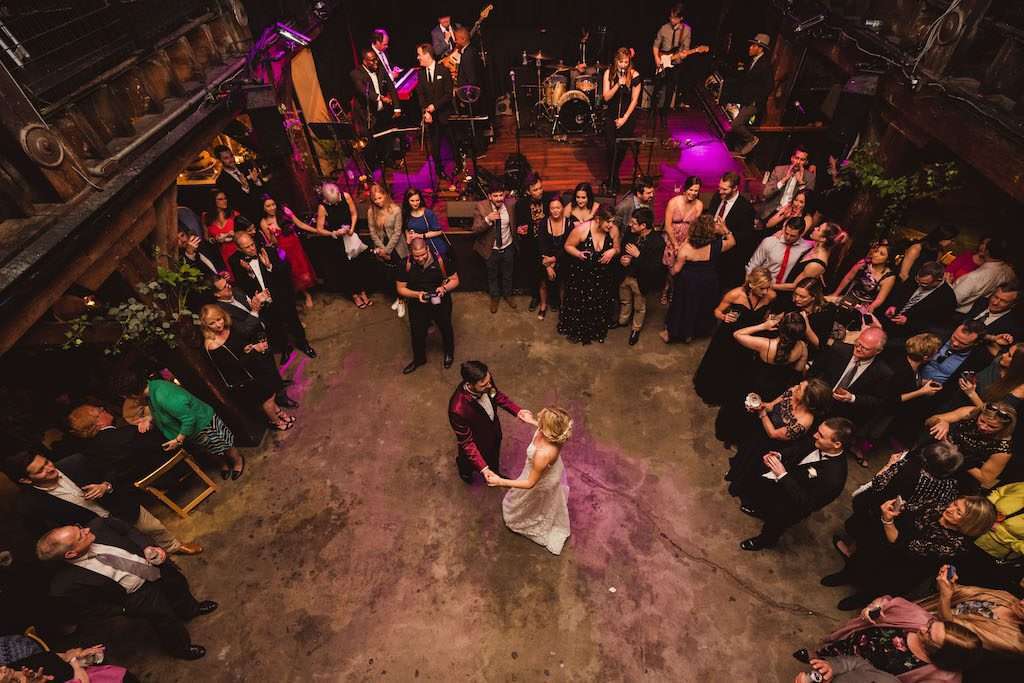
[510,69,522,156]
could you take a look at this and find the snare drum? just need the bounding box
[542,75,568,108]
[555,90,592,134]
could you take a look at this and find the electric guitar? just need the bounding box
[655,44,710,75]
[440,4,494,79]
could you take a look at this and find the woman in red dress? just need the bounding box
[203,190,250,267]
[258,194,320,308]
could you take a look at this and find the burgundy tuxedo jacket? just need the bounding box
[447,383,522,471]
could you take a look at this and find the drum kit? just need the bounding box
[526,50,604,137]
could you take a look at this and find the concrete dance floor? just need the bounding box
[122,292,873,681]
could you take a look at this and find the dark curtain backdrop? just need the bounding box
[306,1,770,106]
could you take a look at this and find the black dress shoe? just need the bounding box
[300,345,317,358]
[443,354,454,369]
[820,572,851,587]
[177,645,206,660]
[459,472,473,483]
[276,395,299,408]
[628,330,640,345]
[528,297,539,311]
[402,361,425,375]
[740,536,773,551]
[280,345,294,364]
[196,600,218,616]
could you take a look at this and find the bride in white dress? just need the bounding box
[485,407,573,555]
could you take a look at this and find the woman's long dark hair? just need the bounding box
[573,182,596,212]
[793,277,825,311]
[258,193,289,225]
[206,188,233,224]
[980,344,1024,404]
[401,187,424,224]
[920,224,959,250]
[774,311,806,364]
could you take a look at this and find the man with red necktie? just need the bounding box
[746,218,811,284]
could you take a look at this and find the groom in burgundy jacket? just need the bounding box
[448,360,534,483]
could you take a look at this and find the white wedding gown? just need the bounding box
[501,431,571,555]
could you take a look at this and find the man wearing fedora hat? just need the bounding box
[729,32,774,157]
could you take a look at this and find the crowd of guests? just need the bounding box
[2,138,1021,680]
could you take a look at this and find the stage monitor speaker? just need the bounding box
[446,200,477,228]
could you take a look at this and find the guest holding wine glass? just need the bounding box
[537,194,576,318]
[831,240,897,313]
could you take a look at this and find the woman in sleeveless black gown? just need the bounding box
[558,210,620,344]
[662,214,736,343]
[314,182,356,294]
[694,268,775,405]
[714,313,809,446]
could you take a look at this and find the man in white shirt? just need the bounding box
[431,15,458,59]
[952,236,1016,313]
[371,28,402,88]
[4,450,201,555]
[37,517,216,660]
[472,184,519,312]
[746,218,811,283]
[759,145,816,218]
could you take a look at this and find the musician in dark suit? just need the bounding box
[36,517,216,660]
[732,417,854,550]
[707,171,757,290]
[431,15,459,59]
[229,230,316,362]
[3,449,200,555]
[809,327,894,424]
[447,360,534,483]
[728,33,774,157]
[881,261,957,347]
[213,144,263,223]
[414,43,454,181]
[350,48,400,172]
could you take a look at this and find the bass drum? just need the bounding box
[555,90,592,134]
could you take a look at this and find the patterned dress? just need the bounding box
[817,627,927,676]
[557,224,616,344]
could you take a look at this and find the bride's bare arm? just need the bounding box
[487,445,558,489]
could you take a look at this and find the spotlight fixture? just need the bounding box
[274,22,311,47]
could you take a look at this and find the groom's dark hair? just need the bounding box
[460,360,489,383]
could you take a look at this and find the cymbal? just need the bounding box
[526,50,555,62]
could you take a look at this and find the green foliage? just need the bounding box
[837,143,960,239]
[62,258,207,355]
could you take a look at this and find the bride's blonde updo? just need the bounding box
[538,407,573,445]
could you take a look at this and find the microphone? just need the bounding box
[509,69,516,83]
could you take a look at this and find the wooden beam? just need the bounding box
[878,76,1024,202]
[153,185,179,270]
[0,106,234,355]
[76,208,156,291]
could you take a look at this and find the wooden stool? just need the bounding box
[133,448,218,518]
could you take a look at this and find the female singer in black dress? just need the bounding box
[538,194,576,318]
[693,267,775,405]
[660,214,736,343]
[602,48,642,193]
[558,207,620,344]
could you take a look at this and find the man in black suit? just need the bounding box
[707,171,757,291]
[211,274,296,407]
[66,404,168,484]
[213,145,263,223]
[229,231,316,362]
[728,33,774,157]
[734,417,854,550]
[881,261,957,347]
[809,326,894,424]
[37,517,216,660]
[350,48,400,172]
[430,15,458,60]
[413,42,454,181]
[3,450,201,555]
[957,282,1021,363]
